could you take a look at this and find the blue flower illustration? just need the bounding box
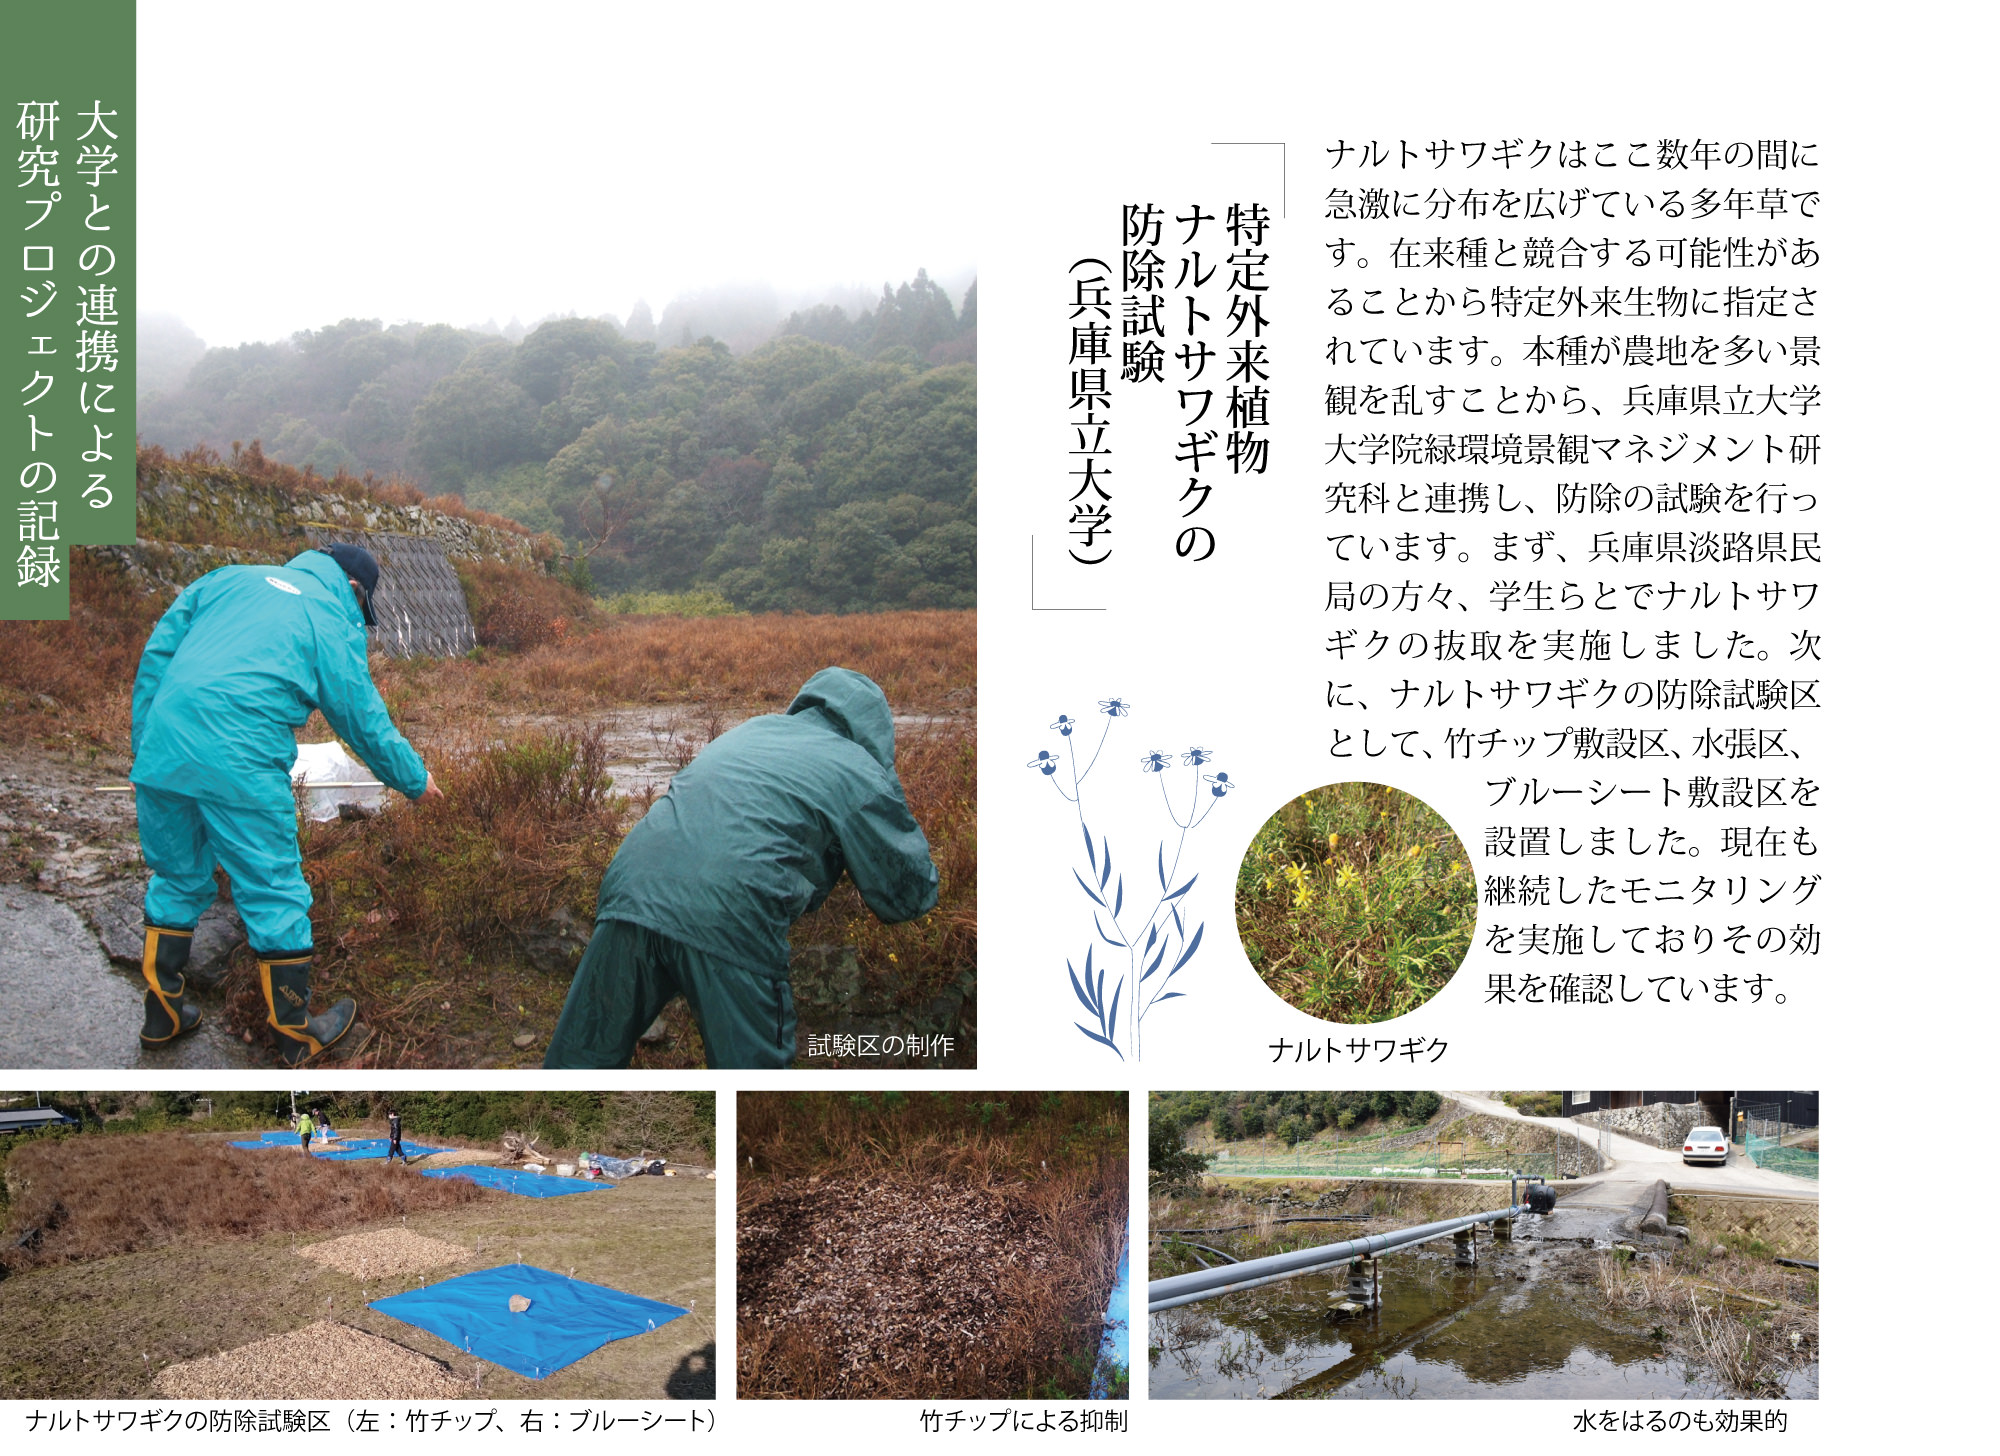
[1036,697,1227,1061]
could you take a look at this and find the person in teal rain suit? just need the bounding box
[130,543,441,1063]
[544,666,939,1069]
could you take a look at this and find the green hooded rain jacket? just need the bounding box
[591,666,939,972]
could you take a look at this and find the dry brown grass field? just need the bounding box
[0,1132,492,1274]
[0,1127,715,1400]
[0,540,975,1068]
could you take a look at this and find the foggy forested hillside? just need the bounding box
[138,273,975,612]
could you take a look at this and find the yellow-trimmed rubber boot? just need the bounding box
[259,951,355,1067]
[140,924,203,1047]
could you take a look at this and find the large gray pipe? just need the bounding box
[1148,1205,1522,1313]
[1149,1254,1361,1313]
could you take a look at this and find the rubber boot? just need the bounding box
[140,924,202,1047]
[259,951,356,1067]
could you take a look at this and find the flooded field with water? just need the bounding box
[1149,1235,1818,1401]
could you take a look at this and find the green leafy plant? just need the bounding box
[1235,783,1474,1023]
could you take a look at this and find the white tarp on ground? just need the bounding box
[291,741,384,823]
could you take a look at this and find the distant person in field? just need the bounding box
[297,1108,313,1155]
[128,542,442,1064]
[387,1107,406,1164]
[544,667,939,1070]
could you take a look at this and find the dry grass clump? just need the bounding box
[1588,1198,1818,1398]
[296,1228,471,1279]
[306,724,622,955]
[457,609,975,713]
[214,726,626,1063]
[0,1133,492,1273]
[232,714,967,1068]
[1590,1250,1817,1398]
[152,1320,467,1400]
[793,720,975,1000]
[738,1092,1125,1399]
[455,557,599,651]
[0,553,165,747]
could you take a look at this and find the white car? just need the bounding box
[1682,1126,1729,1165]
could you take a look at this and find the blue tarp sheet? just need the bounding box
[229,1130,452,1159]
[370,1264,686,1379]
[1089,1241,1129,1399]
[231,1129,321,1147]
[421,1165,614,1198]
[314,1139,453,1160]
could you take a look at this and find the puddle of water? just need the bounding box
[1148,1242,1816,1400]
[501,705,971,801]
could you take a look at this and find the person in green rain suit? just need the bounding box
[130,544,441,1064]
[543,667,939,1069]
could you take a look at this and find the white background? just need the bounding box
[17,1,1998,1450]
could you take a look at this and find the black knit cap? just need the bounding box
[319,543,380,626]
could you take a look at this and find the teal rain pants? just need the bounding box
[543,918,796,1070]
[135,786,311,953]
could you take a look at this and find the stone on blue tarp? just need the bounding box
[370,1264,686,1379]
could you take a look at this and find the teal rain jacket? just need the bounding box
[130,550,429,812]
[593,666,940,973]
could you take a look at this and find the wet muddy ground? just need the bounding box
[0,697,972,1068]
[500,706,969,801]
[0,751,257,1068]
[1149,1227,1818,1401]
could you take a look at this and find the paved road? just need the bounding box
[1445,1090,1817,1206]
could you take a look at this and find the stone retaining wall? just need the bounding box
[81,464,550,658]
[1574,1100,1708,1149]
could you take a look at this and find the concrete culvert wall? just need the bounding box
[306,527,475,658]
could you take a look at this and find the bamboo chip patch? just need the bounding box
[296,1228,472,1279]
[738,1176,1072,1397]
[412,1148,507,1168]
[152,1321,466,1400]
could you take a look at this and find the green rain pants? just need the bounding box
[543,918,796,1070]
[136,785,312,952]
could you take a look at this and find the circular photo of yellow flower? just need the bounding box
[1235,782,1474,1022]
